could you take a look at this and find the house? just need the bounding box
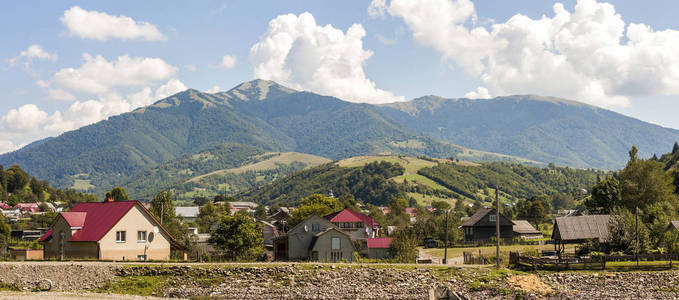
[667,221,679,233]
[39,200,185,261]
[512,220,544,240]
[225,201,258,213]
[459,208,513,243]
[367,237,392,259]
[405,208,417,223]
[175,207,200,223]
[273,215,355,262]
[269,207,291,233]
[0,203,11,210]
[551,215,610,252]
[15,203,40,214]
[257,219,279,249]
[324,208,379,240]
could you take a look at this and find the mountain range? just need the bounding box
[0,79,677,199]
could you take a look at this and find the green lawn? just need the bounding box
[421,244,572,260]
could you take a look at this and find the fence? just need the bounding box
[463,251,490,264]
[510,252,677,271]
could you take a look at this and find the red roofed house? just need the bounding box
[0,202,11,210]
[15,203,40,214]
[367,237,393,259]
[39,200,184,261]
[324,208,379,240]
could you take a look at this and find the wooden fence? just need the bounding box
[510,252,676,271]
[463,251,490,264]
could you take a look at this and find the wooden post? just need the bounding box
[495,187,500,268]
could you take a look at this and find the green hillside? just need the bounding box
[0,80,521,198]
[379,95,679,169]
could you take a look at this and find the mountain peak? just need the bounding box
[223,79,296,101]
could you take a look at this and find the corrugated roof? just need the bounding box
[367,237,392,249]
[552,215,610,241]
[175,206,200,218]
[461,208,492,227]
[68,201,138,241]
[38,229,52,242]
[324,208,377,227]
[61,212,87,228]
[512,220,542,234]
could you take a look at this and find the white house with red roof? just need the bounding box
[39,200,184,261]
[15,203,40,214]
[323,208,380,240]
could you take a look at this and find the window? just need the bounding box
[116,231,126,242]
[330,251,343,261]
[137,255,147,261]
[311,223,320,232]
[489,215,496,222]
[331,237,340,250]
[137,231,147,242]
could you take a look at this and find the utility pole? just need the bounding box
[636,206,639,267]
[443,209,449,264]
[496,187,500,268]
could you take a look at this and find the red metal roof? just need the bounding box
[367,237,392,249]
[38,229,52,242]
[405,207,417,217]
[15,203,39,212]
[60,212,87,228]
[68,201,137,242]
[324,208,377,227]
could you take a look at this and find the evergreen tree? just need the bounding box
[105,187,129,202]
[673,142,679,154]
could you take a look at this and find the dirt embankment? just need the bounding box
[2,262,679,299]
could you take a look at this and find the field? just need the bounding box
[421,244,575,262]
[187,152,330,182]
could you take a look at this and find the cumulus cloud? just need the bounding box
[220,55,237,69]
[51,54,177,94]
[372,0,679,108]
[464,86,491,99]
[250,12,403,103]
[8,45,57,69]
[0,140,19,154]
[2,54,187,151]
[206,85,221,93]
[61,6,165,41]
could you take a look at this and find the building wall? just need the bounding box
[463,226,513,243]
[43,217,100,259]
[311,229,354,262]
[282,215,332,260]
[99,205,172,261]
[368,248,391,259]
[10,249,44,260]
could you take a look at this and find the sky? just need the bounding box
[2,0,679,153]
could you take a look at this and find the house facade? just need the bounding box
[310,228,354,262]
[460,208,513,243]
[39,200,183,261]
[324,208,379,240]
[273,214,357,262]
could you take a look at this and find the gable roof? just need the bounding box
[367,237,392,249]
[552,215,610,242]
[668,221,679,231]
[324,208,377,227]
[67,201,138,241]
[60,212,87,228]
[512,220,542,234]
[460,208,512,227]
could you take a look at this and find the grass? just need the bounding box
[98,275,169,296]
[72,179,94,190]
[421,244,575,261]
[407,192,456,207]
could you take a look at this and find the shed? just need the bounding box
[9,248,44,261]
[512,220,543,240]
[367,237,392,259]
[551,215,610,252]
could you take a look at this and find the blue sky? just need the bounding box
[2,0,679,153]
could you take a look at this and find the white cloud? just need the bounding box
[51,54,177,95]
[155,78,187,99]
[8,45,57,68]
[376,34,396,45]
[464,86,491,99]
[0,140,19,154]
[373,0,679,108]
[47,89,76,101]
[220,55,237,69]
[206,85,221,93]
[250,12,403,104]
[185,64,197,72]
[61,6,165,41]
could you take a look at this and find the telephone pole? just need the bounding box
[443,209,449,264]
[496,187,500,268]
[636,206,639,267]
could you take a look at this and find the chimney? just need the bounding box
[106,197,114,202]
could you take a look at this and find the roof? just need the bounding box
[552,215,611,242]
[405,208,417,217]
[669,221,679,231]
[367,237,392,249]
[229,201,258,208]
[38,229,52,242]
[512,220,542,234]
[175,206,200,218]
[460,208,512,227]
[60,212,87,228]
[324,208,377,227]
[67,201,138,241]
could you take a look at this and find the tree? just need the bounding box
[5,165,29,194]
[388,197,410,227]
[389,227,419,262]
[197,202,230,233]
[105,187,129,202]
[0,215,9,258]
[431,200,451,215]
[289,194,342,227]
[586,177,622,214]
[150,191,175,226]
[193,196,210,206]
[209,212,263,261]
[515,196,549,226]
[673,142,679,155]
[254,205,267,220]
[608,207,650,254]
[619,149,677,212]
